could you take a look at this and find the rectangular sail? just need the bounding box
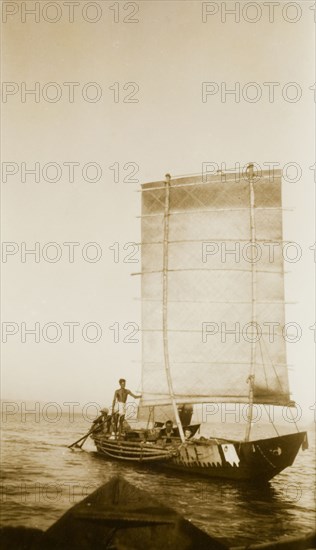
[140,168,291,407]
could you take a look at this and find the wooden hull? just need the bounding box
[92,436,178,462]
[38,476,228,549]
[92,431,308,482]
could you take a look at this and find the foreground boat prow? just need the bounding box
[37,476,227,549]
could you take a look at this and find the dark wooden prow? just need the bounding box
[37,476,228,549]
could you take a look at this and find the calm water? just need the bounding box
[0,409,315,547]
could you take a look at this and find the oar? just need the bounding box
[68,421,102,449]
[77,428,96,449]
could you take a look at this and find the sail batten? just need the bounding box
[139,206,286,218]
[141,173,286,191]
[135,269,285,275]
[140,396,293,407]
[141,169,291,408]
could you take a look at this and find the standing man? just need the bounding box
[112,379,141,437]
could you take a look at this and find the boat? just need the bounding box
[34,476,228,549]
[91,164,308,481]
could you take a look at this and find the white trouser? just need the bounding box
[114,402,126,417]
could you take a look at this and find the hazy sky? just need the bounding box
[1,1,315,419]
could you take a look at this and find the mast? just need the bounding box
[245,163,257,442]
[162,173,185,442]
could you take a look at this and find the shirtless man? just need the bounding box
[112,379,141,437]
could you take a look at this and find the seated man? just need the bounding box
[158,420,175,444]
[92,408,111,434]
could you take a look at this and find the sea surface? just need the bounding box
[0,407,315,548]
